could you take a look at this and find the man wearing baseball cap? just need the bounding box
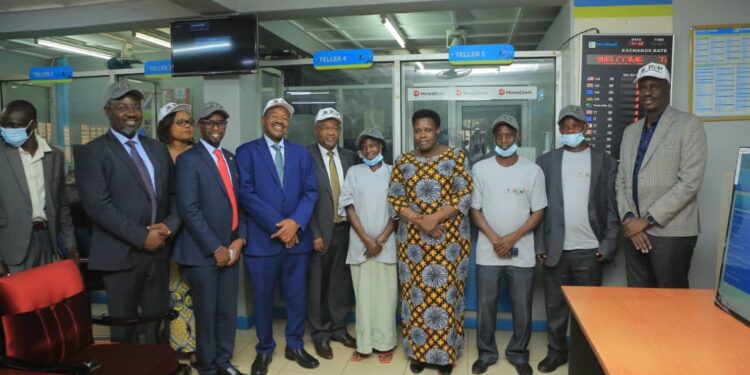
[470,115,546,375]
[534,105,620,373]
[173,101,247,375]
[75,81,181,343]
[306,107,359,360]
[236,98,320,375]
[616,62,707,288]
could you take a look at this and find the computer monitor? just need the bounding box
[716,147,750,326]
[170,14,258,76]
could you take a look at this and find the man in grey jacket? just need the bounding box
[0,100,76,274]
[535,105,620,373]
[616,63,707,288]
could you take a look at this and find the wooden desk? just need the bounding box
[563,286,750,375]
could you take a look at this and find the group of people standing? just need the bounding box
[0,62,706,375]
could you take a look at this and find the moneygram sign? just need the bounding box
[408,86,537,101]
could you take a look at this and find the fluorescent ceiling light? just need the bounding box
[36,39,113,60]
[287,91,331,96]
[416,62,425,70]
[134,32,171,48]
[382,17,406,49]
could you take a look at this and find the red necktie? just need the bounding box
[213,149,238,231]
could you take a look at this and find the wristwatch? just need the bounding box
[646,214,657,227]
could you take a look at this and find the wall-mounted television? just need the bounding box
[170,14,258,76]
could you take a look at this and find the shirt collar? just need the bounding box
[318,143,337,157]
[200,138,222,155]
[264,134,284,149]
[646,112,663,129]
[110,128,140,145]
[35,134,52,154]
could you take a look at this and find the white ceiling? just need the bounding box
[0,5,561,61]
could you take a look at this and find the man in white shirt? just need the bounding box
[534,105,620,373]
[0,100,76,274]
[470,115,547,375]
[306,107,359,359]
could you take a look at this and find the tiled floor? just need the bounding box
[91,304,568,375]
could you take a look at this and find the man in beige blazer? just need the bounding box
[616,63,707,288]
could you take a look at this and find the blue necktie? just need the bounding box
[271,144,284,185]
[126,140,157,224]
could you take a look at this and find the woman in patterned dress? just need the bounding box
[156,103,197,367]
[388,109,473,375]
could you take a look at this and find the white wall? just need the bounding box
[672,0,750,288]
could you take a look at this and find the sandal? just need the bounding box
[378,351,394,363]
[351,351,369,362]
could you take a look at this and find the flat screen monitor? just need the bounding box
[716,147,750,326]
[170,14,258,75]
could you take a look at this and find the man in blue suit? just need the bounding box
[236,98,319,375]
[174,102,246,375]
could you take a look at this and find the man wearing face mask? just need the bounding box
[469,115,546,375]
[0,100,77,274]
[75,82,181,344]
[306,107,358,359]
[533,105,620,373]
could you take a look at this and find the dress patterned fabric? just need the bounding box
[169,261,196,352]
[388,147,473,365]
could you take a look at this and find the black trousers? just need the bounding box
[624,235,697,288]
[101,258,169,343]
[542,248,603,360]
[307,223,353,344]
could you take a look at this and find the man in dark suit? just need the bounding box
[75,82,181,344]
[307,107,358,359]
[534,105,620,373]
[0,100,76,273]
[174,102,246,375]
[236,98,319,375]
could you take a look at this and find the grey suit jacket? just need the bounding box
[0,140,76,265]
[535,147,620,267]
[615,106,707,237]
[308,143,358,251]
[74,131,181,271]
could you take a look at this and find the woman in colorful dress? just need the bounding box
[156,102,197,367]
[339,128,398,364]
[388,109,473,375]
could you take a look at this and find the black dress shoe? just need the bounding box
[409,360,425,374]
[537,356,567,373]
[284,347,320,369]
[438,364,453,374]
[513,362,533,375]
[471,359,490,374]
[250,354,271,375]
[218,365,247,375]
[314,341,333,359]
[331,333,357,349]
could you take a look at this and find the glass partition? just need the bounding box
[267,63,394,163]
[401,58,557,167]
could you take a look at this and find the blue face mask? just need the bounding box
[495,143,517,158]
[361,152,384,167]
[0,120,33,148]
[560,132,585,148]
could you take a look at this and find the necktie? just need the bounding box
[327,150,342,223]
[271,144,284,185]
[213,149,238,231]
[125,140,157,224]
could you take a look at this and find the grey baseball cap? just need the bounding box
[199,101,229,120]
[356,128,386,148]
[557,105,586,124]
[104,82,143,104]
[492,114,519,133]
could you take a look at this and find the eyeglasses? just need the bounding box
[199,119,228,128]
[0,118,34,129]
[174,119,194,127]
[109,104,142,113]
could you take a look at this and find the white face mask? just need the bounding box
[495,143,517,157]
[560,132,585,148]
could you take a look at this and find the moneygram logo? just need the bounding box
[413,89,421,97]
[498,88,506,95]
